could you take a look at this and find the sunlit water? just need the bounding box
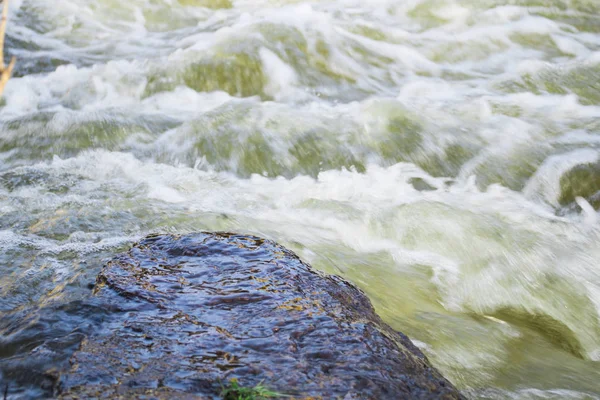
[1,0,600,398]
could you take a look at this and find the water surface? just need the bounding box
[1,0,600,398]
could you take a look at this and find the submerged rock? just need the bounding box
[58,232,464,399]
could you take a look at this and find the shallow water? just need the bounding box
[1,0,600,398]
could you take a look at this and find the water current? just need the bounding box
[1,0,600,398]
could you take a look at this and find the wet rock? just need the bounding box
[58,232,464,399]
[559,162,600,210]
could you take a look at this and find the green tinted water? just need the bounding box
[1,0,600,398]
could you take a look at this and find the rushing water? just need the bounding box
[1,0,600,398]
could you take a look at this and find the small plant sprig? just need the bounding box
[0,0,16,97]
[220,378,289,400]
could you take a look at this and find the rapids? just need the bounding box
[1,0,600,398]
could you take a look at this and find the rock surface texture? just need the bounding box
[58,232,464,399]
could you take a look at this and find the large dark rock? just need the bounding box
[58,232,464,399]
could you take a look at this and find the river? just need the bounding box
[1,0,600,398]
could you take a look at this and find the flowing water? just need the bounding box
[1,0,600,398]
